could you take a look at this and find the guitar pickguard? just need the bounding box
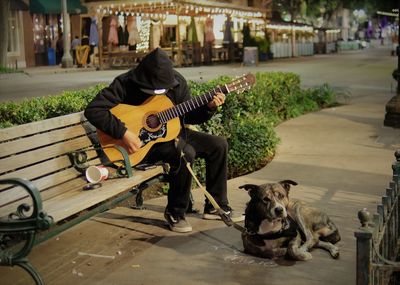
[139,124,168,145]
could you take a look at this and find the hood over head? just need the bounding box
[131,48,179,90]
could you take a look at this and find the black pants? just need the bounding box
[145,128,229,216]
[72,50,77,65]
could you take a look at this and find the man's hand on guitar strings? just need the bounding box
[207,92,226,110]
[122,130,143,154]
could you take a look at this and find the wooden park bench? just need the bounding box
[0,112,167,284]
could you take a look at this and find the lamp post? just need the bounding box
[384,11,400,128]
[61,0,73,68]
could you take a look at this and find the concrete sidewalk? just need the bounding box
[2,46,400,284]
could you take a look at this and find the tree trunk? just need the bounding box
[0,0,10,67]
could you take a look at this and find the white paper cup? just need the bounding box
[85,166,109,183]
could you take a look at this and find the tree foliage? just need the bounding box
[273,0,398,24]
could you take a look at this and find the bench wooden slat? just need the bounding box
[0,150,98,187]
[0,157,103,208]
[0,112,87,142]
[0,167,163,222]
[0,178,88,218]
[0,123,94,158]
[0,168,81,208]
[0,136,94,174]
[33,159,104,192]
[45,167,163,222]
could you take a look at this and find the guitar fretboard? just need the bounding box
[157,85,228,124]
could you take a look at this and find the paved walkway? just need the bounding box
[1,45,400,284]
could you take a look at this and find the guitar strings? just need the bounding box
[154,88,219,125]
[146,79,246,127]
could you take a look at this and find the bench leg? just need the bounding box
[131,184,147,210]
[0,178,53,285]
[131,174,168,210]
[17,260,45,285]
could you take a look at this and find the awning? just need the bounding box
[30,0,88,14]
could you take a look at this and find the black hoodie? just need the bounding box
[84,48,215,139]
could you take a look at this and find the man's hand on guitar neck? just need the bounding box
[122,130,143,154]
[207,92,226,110]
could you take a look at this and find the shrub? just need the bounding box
[191,72,338,178]
[226,116,279,177]
[305,83,338,108]
[0,66,24,74]
[0,84,105,126]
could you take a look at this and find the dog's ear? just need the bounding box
[278,180,298,193]
[239,184,260,198]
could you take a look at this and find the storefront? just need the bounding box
[28,0,87,66]
[6,0,31,68]
[81,0,270,68]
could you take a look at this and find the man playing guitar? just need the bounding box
[84,48,244,233]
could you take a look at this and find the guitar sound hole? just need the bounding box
[146,114,161,129]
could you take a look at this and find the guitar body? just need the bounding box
[97,95,181,166]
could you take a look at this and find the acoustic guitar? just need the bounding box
[97,73,256,166]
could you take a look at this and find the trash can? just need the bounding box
[47,47,56,65]
[243,47,258,66]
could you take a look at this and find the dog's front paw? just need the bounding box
[330,246,340,259]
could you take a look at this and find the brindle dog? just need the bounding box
[239,180,340,260]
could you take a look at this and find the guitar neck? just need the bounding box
[157,85,229,124]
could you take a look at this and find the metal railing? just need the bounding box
[355,150,400,285]
[271,42,314,58]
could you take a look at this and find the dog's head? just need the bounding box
[239,180,298,235]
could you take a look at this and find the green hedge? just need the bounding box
[190,72,338,177]
[0,84,106,128]
[0,66,24,74]
[0,72,338,178]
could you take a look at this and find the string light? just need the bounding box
[95,1,266,20]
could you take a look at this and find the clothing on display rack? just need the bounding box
[223,16,233,44]
[117,15,129,46]
[118,25,129,46]
[204,17,215,43]
[150,20,161,50]
[108,17,119,45]
[89,17,99,46]
[127,16,140,48]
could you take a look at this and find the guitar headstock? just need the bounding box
[226,73,256,94]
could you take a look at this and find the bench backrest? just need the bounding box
[0,112,100,218]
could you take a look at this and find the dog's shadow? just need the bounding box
[274,257,296,266]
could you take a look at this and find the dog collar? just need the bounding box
[249,216,299,240]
